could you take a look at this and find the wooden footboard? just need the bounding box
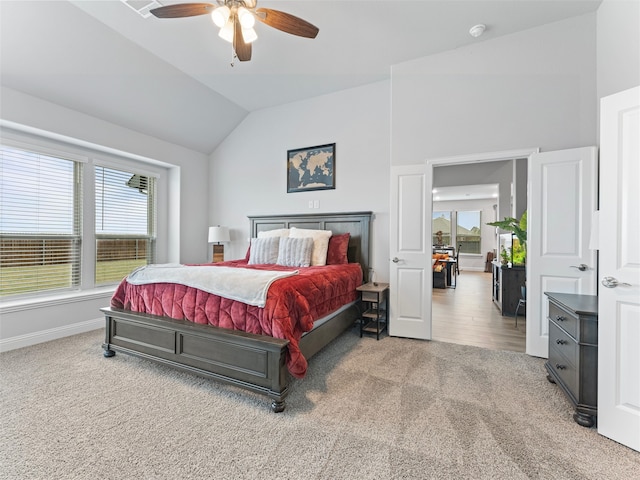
[101,303,359,412]
[102,306,291,411]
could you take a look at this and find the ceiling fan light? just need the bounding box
[241,26,257,44]
[237,7,255,28]
[211,6,230,28]
[219,17,234,43]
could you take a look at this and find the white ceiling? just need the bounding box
[0,0,602,154]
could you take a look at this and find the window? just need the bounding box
[432,211,451,246]
[0,133,163,299]
[0,145,82,297]
[95,166,156,285]
[457,210,481,254]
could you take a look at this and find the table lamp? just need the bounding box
[208,226,230,262]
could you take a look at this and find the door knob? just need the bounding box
[392,257,400,263]
[570,264,589,271]
[601,276,631,288]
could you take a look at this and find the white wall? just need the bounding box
[209,81,391,281]
[433,198,497,272]
[391,13,597,166]
[597,0,640,100]
[0,87,210,350]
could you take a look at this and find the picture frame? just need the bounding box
[287,143,335,193]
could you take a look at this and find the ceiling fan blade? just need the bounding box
[255,8,319,39]
[233,15,252,62]
[150,3,215,18]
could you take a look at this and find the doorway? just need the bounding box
[428,150,533,352]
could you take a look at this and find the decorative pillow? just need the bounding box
[289,227,332,266]
[248,237,280,264]
[257,228,290,238]
[326,233,350,265]
[276,237,313,267]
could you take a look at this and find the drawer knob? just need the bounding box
[555,363,567,370]
[555,315,565,321]
[556,339,567,345]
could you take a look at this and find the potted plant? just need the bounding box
[488,211,527,265]
[500,246,511,266]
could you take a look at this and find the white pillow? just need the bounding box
[289,227,332,266]
[248,237,280,264]
[257,228,290,238]
[276,237,313,267]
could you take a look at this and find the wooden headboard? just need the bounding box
[248,211,372,277]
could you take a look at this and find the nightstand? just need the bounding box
[356,282,389,340]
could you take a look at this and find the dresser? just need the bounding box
[544,292,598,427]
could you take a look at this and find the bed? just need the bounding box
[101,211,372,412]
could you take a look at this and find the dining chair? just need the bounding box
[455,244,462,274]
[514,285,526,327]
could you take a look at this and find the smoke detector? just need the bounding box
[469,24,486,38]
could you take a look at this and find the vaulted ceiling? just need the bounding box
[0,1,601,154]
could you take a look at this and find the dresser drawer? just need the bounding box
[548,302,578,339]
[548,343,578,398]
[361,291,381,303]
[549,321,578,368]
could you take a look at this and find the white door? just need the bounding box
[527,147,598,357]
[598,85,640,452]
[389,165,431,339]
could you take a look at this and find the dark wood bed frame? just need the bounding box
[101,211,372,412]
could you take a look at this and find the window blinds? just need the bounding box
[95,166,156,284]
[0,145,82,297]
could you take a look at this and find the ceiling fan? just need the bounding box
[150,1,319,62]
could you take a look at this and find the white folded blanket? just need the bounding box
[126,264,299,308]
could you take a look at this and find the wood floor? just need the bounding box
[432,270,526,353]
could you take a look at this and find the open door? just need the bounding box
[526,147,598,358]
[389,165,431,339]
[598,85,640,452]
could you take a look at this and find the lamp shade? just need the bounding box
[211,5,230,28]
[218,17,234,43]
[208,226,230,243]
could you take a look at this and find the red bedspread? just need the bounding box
[111,260,362,378]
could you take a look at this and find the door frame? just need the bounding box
[426,147,539,340]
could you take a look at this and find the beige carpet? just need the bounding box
[1,327,638,479]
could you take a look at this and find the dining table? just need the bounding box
[433,246,457,288]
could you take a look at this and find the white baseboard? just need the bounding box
[0,317,103,353]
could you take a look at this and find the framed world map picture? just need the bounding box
[287,143,335,193]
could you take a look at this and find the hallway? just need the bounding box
[432,270,526,352]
